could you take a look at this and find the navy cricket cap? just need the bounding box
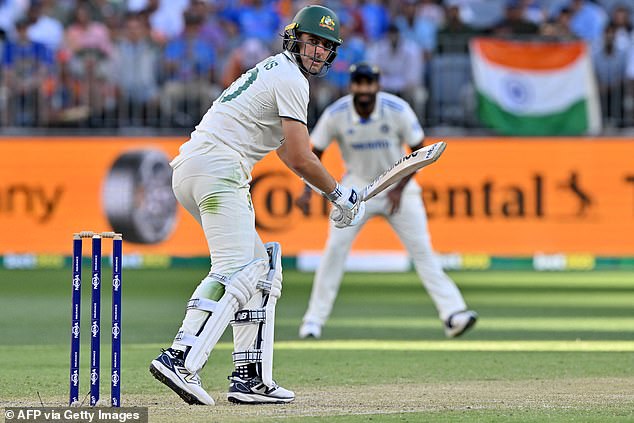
[349,62,380,83]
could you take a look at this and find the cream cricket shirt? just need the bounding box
[172,51,309,173]
[311,92,425,195]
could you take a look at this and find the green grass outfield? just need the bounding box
[0,269,632,422]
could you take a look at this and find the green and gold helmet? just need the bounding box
[283,5,343,76]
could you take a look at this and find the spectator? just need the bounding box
[194,0,241,73]
[622,14,634,124]
[394,0,438,62]
[609,4,633,54]
[593,23,627,127]
[568,0,608,53]
[65,4,114,60]
[519,0,547,25]
[539,7,577,40]
[336,0,366,38]
[443,0,478,27]
[26,0,64,53]
[0,0,28,38]
[112,13,160,125]
[131,0,190,44]
[359,0,390,41]
[492,1,540,36]
[419,0,446,28]
[48,49,90,127]
[366,23,426,117]
[436,2,479,54]
[234,0,281,47]
[160,12,220,127]
[191,0,234,52]
[2,18,54,126]
[221,37,270,88]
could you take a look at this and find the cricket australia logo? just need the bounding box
[112,370,120,386]
[73,275,81,290]
[113,275,121,291]
[71,370,79,386]
[72,322,80,338]
[91,322,99,337]
[90,369,99,385]
[112,323,120,339]
[320,15,336,31]
[92,273,100,289]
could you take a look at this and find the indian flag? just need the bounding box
[470,38,601,136]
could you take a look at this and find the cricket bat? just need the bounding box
[304,141,447,202]
[359,141,447,201]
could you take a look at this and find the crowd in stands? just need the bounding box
[1,0,634,130]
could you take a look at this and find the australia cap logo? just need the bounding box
[320,15,336,31]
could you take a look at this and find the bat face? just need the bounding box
[360,141,447,201]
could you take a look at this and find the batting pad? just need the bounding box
[181,259,268,373]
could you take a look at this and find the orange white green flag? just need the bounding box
[470,38,601,136]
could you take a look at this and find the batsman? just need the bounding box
[295,63,477,340]
[149,5,365,405]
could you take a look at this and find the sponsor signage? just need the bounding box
[0,137,632,256]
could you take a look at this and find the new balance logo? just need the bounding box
[177,368,201,385]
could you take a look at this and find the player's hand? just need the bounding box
[329,185,366,228]
[387,186,404,215]
[294,186,312,216]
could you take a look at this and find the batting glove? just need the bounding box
[326,183,366,228]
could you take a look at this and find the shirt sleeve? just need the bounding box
[399,102,425,147]
[274,74,309,125]
[310,107,335,151]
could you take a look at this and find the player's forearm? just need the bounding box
[279,119,336,193]
[276,145,336,193]
[288,154,337,194]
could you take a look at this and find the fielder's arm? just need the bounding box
[389,142,425,192]
[385,141,425,214]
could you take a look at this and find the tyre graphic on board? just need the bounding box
[102,149,178,244]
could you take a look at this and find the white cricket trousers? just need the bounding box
[303,191,467,326]
[170,142,268,359]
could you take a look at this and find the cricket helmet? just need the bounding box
[283,5,343,76]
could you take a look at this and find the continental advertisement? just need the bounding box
[0,137,633,268]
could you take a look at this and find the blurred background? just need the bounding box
[1,0,634,133]
[0,0,633,271]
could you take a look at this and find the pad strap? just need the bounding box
[174,330,197,346]
[232,350,262,365]
[187,298,218,313]
[256,279,271,293]
[232,309,266,325]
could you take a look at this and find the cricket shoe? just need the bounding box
[298,321,322,339]
[444,310,478,338]
[227,372,295,404]
[149,348,215,405]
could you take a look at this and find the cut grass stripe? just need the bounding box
[126,340,634,352]
[275,317,634,332]
[277,340,634,352]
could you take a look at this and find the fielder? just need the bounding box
[295,63,477,339]
[149,5,365,405]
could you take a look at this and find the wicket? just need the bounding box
[70,231,122,407]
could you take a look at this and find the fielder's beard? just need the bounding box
[353,93,377,116]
